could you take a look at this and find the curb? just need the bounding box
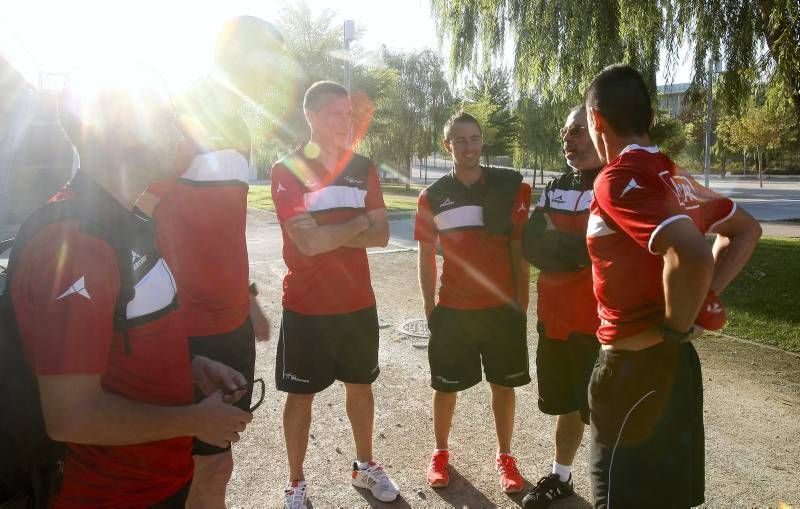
[707,331,800,359]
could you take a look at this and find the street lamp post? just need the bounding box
[703,56,713,189]
[343,20,355,92]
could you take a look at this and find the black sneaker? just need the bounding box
[521,472,574,509]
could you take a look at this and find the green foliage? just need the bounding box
[650,114,687,158]
[431,0,800,123]
[512,95,567,172]
[358,49,454,187]
[464,69,519,161]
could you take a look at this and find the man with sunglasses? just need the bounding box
[520,105,602,508]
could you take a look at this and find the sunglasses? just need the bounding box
[224,378,266,413]
[560,125,587,138]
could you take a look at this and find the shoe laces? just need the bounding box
[363,463,390,485]
[430,452,448,471]
[497,454,520,478]
[284,481,306,507]
[532,473,561,494]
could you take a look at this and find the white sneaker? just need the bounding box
[284,480,309,509]
[351,460,400,502]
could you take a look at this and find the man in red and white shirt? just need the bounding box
[271,81,399,508]
[6,66,252,509]
[520,105,602,509]
[416,112,531,494]
[138,17,284,507]
[584,64,761,508]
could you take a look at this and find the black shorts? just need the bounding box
[149,481,191,508]
[428,305,530,392]
[535,328,600,425]
[276,305,380,394]
[589,341,704,509]
[189,317,256,456]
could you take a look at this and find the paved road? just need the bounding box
[410,163,800,222]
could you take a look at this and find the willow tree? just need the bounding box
[430,0,800,123]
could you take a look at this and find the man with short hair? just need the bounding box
[139,16,285,507]
[520,105,601,508]
[271,81,399,509]
[416,111,531,494]
[4,66,252,508]
[584,64,761,508]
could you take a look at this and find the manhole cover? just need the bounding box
[398,318,430,348]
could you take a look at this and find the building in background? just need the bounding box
[657,82,691,118]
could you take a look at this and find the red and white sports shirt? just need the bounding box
[587,145,736,344]
[271,149,385,315]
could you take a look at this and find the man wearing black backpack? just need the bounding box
[0,66,253,508]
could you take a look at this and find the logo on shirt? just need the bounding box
[56,276,91,301]
[517,203,527,213]
[131,251,147,271]
[344,176,363,185]
[706,302,723,314]
[277,182,287,193]
[552,193,565,204]
[440,197,455,208]
[620,178,645,198]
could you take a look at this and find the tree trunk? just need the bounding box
[406,157,412,191]
[743,150,747,175]
[757,146,763,188]
[721,156,727,178]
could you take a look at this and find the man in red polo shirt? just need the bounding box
[584,64,761,508]
[139,17,285,507]
[271,81,399,508]
[5,66,252,508]
[521,104,602,509]
[416,112,531,494]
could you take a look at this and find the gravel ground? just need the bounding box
[229,210,800,508]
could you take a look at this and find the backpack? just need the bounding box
[0,199,135,508]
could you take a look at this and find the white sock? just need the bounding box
[356,460,371,469]
[553,461,572,482]
[434,448,448,453]
[496,451,513,459]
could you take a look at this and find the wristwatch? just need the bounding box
[249,282,259,297]
[659,324,694,343]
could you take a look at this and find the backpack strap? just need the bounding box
[483,167,524,236]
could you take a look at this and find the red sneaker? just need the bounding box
[496,453,524,493]
[426,450,450,488]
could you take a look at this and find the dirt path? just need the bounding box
[230,212,799,508]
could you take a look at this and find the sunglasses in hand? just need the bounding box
[224,378,266,413]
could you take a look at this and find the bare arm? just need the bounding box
[651,219,715,332]
[38,373,252,448]
[709,207,762,295]
[418,241,438,319]
[510,240,530,311]
[344,208,389,248]
[285,213,369,257]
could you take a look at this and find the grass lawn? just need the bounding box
[720,237,800,353]
[249,183,542,214]
[249,184,421,212]
[528,237,800,354]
